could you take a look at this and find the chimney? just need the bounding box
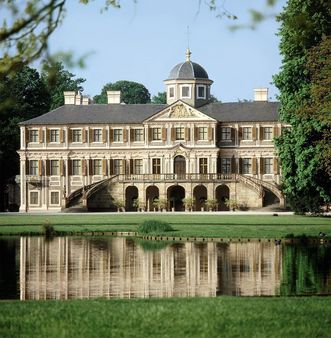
[107,91,121,104]
[254,88,269,102]
[63,91,76,104]
[82,96,90,105]
[75,92,82,105]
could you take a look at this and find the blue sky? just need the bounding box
[48,0,286,102]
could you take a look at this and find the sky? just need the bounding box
[47,0,287,102]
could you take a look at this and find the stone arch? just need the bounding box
[263,188,280,207]
[193,185,207,211]
[146,185,159,211]
[167,185,185,211]
[215,185,230,211]
[125,186,138,211]
[174,155,186,178]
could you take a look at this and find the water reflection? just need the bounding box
[18,237,284,300]
[0,237,330,300]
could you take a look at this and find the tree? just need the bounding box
[151,92,166,104]
[93,81,151,104]
[0,66,50,210]
[273,0,331,213]
[42,62,86,110]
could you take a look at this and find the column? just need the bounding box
[19,158,26,212]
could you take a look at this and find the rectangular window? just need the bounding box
[29,130,38,143]
[197,85,205,99]
[93,159,102,175]
[72,159,81,175]
[181,86,190,98]
[50,191,59,205]
[50,160,59,176]
[169,86,175,98]
[134,159,143,174]
[152,128,161,141]
[30,192,39,205]
[221,158,231,174]
[175,127,184,140]
[242,158,252,174]
[264,158,273,174]
[134,129,144,142]
[113,129,123,142]
[152,158,161,174]
[243,127,252,140]
[114,159,123,175]
[72,129,82,142]
[93,129,102,142]
[50,129,59,142]
[198,127,207,140]
[29,160,38,175]
[221,127,231,140]
[263,127,272,140]
[199,158,208,174]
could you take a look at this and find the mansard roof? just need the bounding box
[20,101,279,125]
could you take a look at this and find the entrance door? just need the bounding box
[174,156,186,179]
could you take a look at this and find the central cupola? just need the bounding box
[164,49,213,107]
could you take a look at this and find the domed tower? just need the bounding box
[164,49,213,108]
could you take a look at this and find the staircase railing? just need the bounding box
[237,175,264,197]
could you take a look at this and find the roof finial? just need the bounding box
[186,26,191,62]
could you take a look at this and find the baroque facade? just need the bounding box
[18,50,284,212]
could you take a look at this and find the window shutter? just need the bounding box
[60,129,64,143]
[260,158,264,175]
[46,160,50,176]
[109,129,114,143]
[102,128,107,143]
[82,159,86,176]
[231,157,236,174]
[129,159,133,174]
[194,127,198,141]
[60,160,64,176]
[26,160,29,175]
[273,126,278,138]
[86,159,91,176]
[46,129,50,143]
[185,127,190,141]
[171,127,175,141]
[123,129,128,142]
[238,158,242,174]
[68,129,72,143]
[238,127,242,140]
[273,158,278,174]
[121,159,126,174]
[25,128,30,144]
[68,160,72,175]
[252,126,257,141]
[130,129,134,142]
[162,128,167,141]
[109,159,114,175]
[231,128,235,141]
[148,127,152,142]
[38,160,42,176]
[259,127,264,140]
[83,129,87,143]
[102,159,107,176]
[39,128,43,143]
[252,157,257,175]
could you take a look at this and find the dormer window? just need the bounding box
[180,85,191,99]
[197,85,206,99]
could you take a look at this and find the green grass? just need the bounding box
[0,214,330,238]
[0,297,330,337]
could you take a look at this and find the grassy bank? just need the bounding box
[0,214,329,238]
[0,297,330,337]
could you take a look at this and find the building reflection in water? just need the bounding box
[19,237,282,300]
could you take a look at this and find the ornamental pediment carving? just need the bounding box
[168,104,195,118]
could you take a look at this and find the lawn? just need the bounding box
[0,297,330,338]
[0,214,329,238]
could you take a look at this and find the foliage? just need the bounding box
[41,62,86,110]
[137,220,173,234]
[152,198,167,211]
[112,199,125,211]
[225,199,239,211]
[182,197,195,210]
[151,91,166,104]
[42,222,56,238]
[135,239,169,251]
[273,0,331,213]
[93,80,150,104]
[205,199,218,210]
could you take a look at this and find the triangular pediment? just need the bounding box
[144,100,216,122]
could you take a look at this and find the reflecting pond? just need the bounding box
[0,236,330,300]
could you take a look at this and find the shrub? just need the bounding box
[137,220,174,234]
[42,222,56,238]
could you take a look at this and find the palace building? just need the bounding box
[18,50,285,212]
